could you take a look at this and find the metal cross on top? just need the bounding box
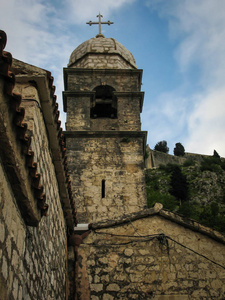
[86,13,114,36]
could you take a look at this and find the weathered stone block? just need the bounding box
[124,248,134,257]
[102,294,114,300]
[90,284,103,293]
[1,255,8,280]
[106,283,120,291]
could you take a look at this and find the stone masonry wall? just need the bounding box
[65,69,143,132]
[90,118,119,131]
[66,134,147,223]
[117,95,141,131]
[145,148,187,169]
[66,96,91,131]
[77,215,225,300]
[0,83,68,300]
[66,70,141,94]
[66,94,142,132]
[145,147,220,169]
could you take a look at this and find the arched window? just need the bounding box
[91,85,117,119]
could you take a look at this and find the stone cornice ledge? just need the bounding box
[63,68,143,91]
[92,203,225,245]
[64,130,147,138]
[64,68,143,74]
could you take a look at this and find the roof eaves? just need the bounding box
[92,203,225,244]
[10,50,77,229]
[158,209,225,245]
[0,30,48,225]
[41,69,77,228]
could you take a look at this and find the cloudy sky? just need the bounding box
[1,0,225,156]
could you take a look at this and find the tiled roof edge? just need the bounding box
[0,30,48,221]
[43,69,77,226]
[92,203,225,244]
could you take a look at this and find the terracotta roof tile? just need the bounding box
[45,70,77,226]
[0,30,49,219]
[0,30,77,226]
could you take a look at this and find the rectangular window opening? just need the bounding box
[101,180,105,198]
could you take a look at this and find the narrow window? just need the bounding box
[101,180,105,198]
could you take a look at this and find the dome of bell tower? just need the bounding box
[68,35,137,69]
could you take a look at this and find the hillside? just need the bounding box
[145,156,225,234]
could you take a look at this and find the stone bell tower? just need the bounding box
[63,17,147,223]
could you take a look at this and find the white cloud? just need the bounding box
[142,90,190,151]
[64,0,136,24]
[0,0,78,128]
[145,0,225,156]
[169,1,225,85]
[185,88,225,156]
[146,0,225,81]
[1,0,58,63]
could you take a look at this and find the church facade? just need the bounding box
[0,26,225,300]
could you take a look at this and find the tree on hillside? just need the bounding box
[174,142,185,156]
[154,140,169,153]
[213,150,220,158]
[169,165,189,203]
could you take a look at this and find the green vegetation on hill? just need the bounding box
[145,157,225,234]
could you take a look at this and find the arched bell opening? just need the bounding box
[91,85,117,119]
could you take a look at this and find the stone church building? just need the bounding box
[0,25,225,300]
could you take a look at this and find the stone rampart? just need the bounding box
[145,146,219,169]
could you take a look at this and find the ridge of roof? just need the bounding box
[92,203,225,244]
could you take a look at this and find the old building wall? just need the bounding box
[145,147,187,169]
[64,69,143,132]
[116,93,142,131]
[0,80,68,300]
[145,146,222,169]
[0,156,68,300]
[66,95,91,131]
[77,213,225,300]
[65,93,142,132]
[65,70,141,92]
[65,133,146,223]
